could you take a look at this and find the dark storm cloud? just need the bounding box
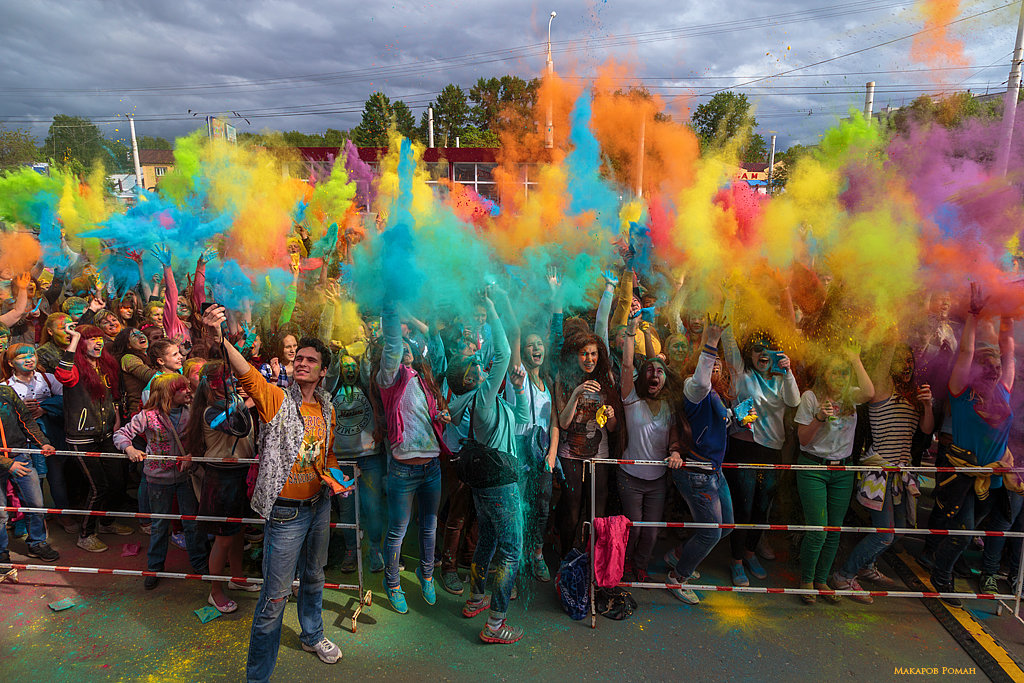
[0,0,1017,149]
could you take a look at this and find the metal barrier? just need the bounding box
[1,458,372,632]
[585,458,1024,629]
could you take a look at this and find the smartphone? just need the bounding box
[200,302,217,316]
[767,349,785,375]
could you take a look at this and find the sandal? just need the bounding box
[208,594,238,614]
[228,580,261,592]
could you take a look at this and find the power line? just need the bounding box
[702,1,1018,96]
[0,0,915,98]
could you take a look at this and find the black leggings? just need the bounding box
[725,437,780,560]
[72,438,127,537]
[556,457,608,557]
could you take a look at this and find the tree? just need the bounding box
[430,84,471,147]
[353,92,393,147]
[691,91,769,162]
[0,126,39,170]
[460,127,500,147]
[744,133,768,164]
[769,143,812,191]
[885,92,1007,135]
[323,128,348,147]
[136,135,172,150]
[469,75,539,133]
[391,101,418,141]
[43,115,108,169]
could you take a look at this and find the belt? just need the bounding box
[799,451,850,467]
[275,491,322,508]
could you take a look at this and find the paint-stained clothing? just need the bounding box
[113,407,190,485]
[0,385,50,471]
[239,366,337,514]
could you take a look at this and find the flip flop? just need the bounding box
[228,581,260,592]
[208,594,238,614]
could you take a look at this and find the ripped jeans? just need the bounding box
[670,469,733,579]
[469,483,523,617]
[246,493,331,683]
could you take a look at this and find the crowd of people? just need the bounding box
[0,219,1020,681]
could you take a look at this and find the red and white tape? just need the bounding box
[599,458,1024,474]
[620,580,1016,601]
[3,506,358,531]
[0,562,359,591]
[626,520,1024,538]
[1,446,258,464]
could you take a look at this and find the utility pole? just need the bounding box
[767,134,777,194]
[545,11,557,149]
[863,82,876,123]
[996,1,1024,177]
[428,106,435,148]
[635,117,646,197]
[126,113,143,192]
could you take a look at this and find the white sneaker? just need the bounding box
[77,534,108,553]
[667,571,700,605]
[302,636,342,664]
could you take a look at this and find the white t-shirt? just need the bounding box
[620,388,670,480]
[392,378,440,461]
[4,372,62,401]
[509,365,551,436]
[794,390,859,460]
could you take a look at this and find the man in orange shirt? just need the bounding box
[202,306,348,683]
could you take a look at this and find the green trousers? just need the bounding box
[795,454,855,584]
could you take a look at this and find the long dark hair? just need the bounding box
[73,325,120,402]
[184,359,224,457]
[556,331,614,400]
[111,327,148,364]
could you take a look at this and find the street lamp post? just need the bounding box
[545,10,556,149]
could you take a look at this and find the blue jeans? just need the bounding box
[469,483,523,616]
[335,451,386,552]
[839,477,907,579]
[384,458,441,589]
[146,479,207,572]
[139,475,151,520]
[984,491,1024,575]
[246,493,331,683]
[5,455,47,549]
[671,469,733,578]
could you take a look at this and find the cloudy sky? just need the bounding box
[0,0,1019,150]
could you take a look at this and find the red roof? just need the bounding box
[740,162,769,173]
[294,146,500,163]
[138,149,175,165]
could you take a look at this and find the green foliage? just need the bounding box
[883,93,1005,136]
[460,127,500,147]
[136,135,172,150]
[468,75,539,132]
[392,101,418,141]
[425,84,471,147]
[769,143,812,191]
[0,126,39,170]
[353,92,393,147]
[691,92,766,161]
[43,115,110,170]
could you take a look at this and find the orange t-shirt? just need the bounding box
[239,366,337,500]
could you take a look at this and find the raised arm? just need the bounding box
[595,270,617,349]
[477,295,509,406]
[1000,317,1015,392]
[201,305,256,378]
[377,300,403,388]
[950,284,984,397]
[0,273,31,327]
[683,314,726,405]
[847,347,875,404]
[621,312,639,400]
[493,287,520,371]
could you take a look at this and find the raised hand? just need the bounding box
[199,246,218,264]
[602,269,619,288]
[150,244,172,268]
[703,312,729,347]
[510,365,527,392]
[969,282,988,316]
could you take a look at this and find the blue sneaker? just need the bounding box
[745,554,768,579]
[384,582,408,614]
[731,562,750,587]
[415,567,436,606]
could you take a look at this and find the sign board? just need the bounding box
[737,171,765,181]
[207,116,237,143]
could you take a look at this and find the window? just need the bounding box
[154,167,167,176]
[451,162,498,203]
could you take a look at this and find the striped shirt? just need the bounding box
[867,394,920,465]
